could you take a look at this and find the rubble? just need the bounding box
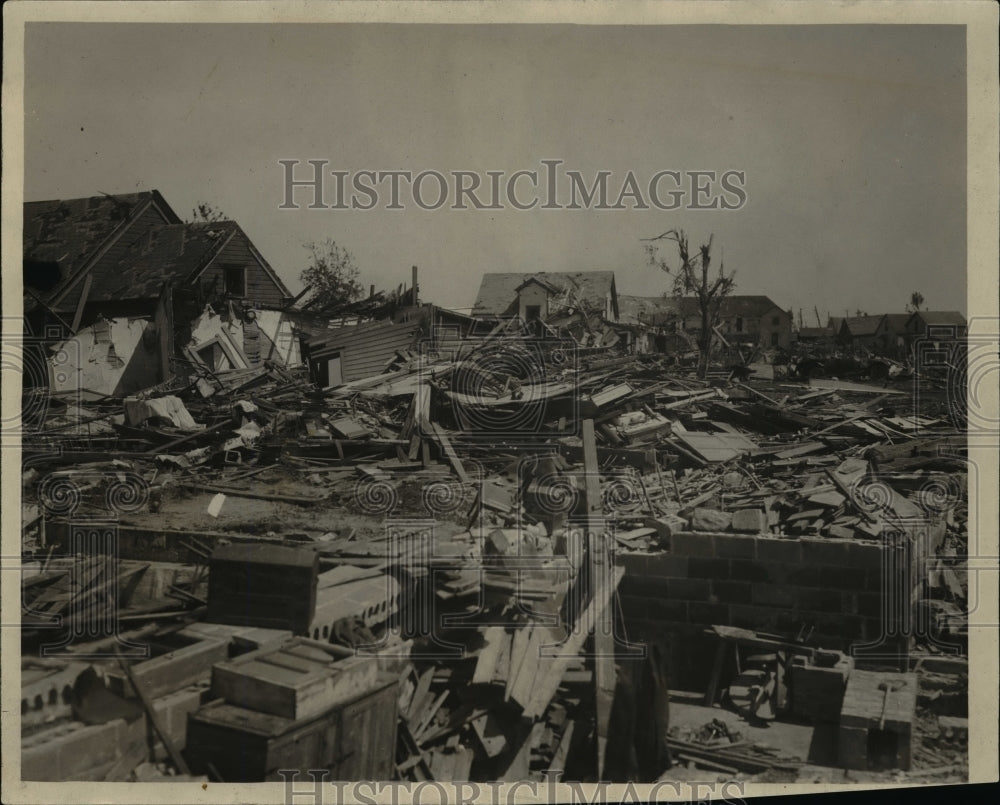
[20,294,971,784]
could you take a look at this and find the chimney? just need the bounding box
[412,265,419,306]
[369,284,375,299]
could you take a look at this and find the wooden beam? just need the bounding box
[115,650,191,775]
[582,419,615,779]
[70,273,93,334]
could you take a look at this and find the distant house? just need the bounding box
[710,296,793,350]
[838,315,884,349]
[23,191,294,395]
[875,314,912,356]
[616,294,792,352]
[906,311,967,342]
[472,271,619,323]
[795,326,835,343]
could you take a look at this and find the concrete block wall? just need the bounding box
[21,682,208,781]
[616,529,925,688]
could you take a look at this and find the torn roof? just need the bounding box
[23,191,180,308]
[23,191,177,272]
[472,271,617,317]
[24,190,291,312]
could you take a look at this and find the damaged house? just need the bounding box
[22,191,295,397]
[471,271,622,348]
[618,294,793,355]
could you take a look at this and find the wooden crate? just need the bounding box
[186,673,398,781]
[211,637,378,721]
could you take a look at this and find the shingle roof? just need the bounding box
[841,315,883,337]
[24,193,158,275]
[95,222,240,301]
[909,311,967,327]
[881,314,911,332]
[23,191,181,312]
[472,271,616,317]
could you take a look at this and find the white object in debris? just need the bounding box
[124,395,201,430]
[207,493,226,518]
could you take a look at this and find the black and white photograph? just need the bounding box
[2,1,997,802]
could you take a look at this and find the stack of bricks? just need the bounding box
[838,670,917,771]
[789,650,854,723]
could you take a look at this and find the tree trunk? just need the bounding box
[698,303,711,379]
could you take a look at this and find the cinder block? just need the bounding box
[794,587,842,612]
[837,725,869,770]
[751,584,798,608]
[687,557,730,579]
[801,538,853,567]
[850,541,885,570]
[727,559,771,582]
[755,537,803,564]
[620,595,656,622]
[731,508,768,534]
[22,720,121,781]
[727,604,798,634]
[711,580,753,604]
[660,577,712,601]
[670,531,718,558]
[714,533,757,559]
[648,598,689,622]
[617,551,655,575]
[686,602,731,626]
[856,592,886,618]
[646,553,690,579]
[620,575,669,599]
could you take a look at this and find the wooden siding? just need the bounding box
[309,320,423,383]
[198,232,288,308]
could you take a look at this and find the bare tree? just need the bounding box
[644,229,736,378]
[188,202,227,224]
[908,291,925,313]
[300,238,364,312]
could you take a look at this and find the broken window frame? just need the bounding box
[223,265,248,298]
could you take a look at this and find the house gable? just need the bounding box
[187,223,292,307]
[26,191,181,314]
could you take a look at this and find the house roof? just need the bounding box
[472,271,617,317]
[96,221,241,301]
[841,315,884,337]
[881,314,911,332]
[796,327,833,339]
[25,191,292,313]
[23,191,181,309]
[908,310,967,327]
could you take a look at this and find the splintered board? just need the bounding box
[211,637,378,721]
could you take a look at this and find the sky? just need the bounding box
[23,23,967,321]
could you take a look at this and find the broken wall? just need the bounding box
[50,317,164,397]
[617,524,939,688]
